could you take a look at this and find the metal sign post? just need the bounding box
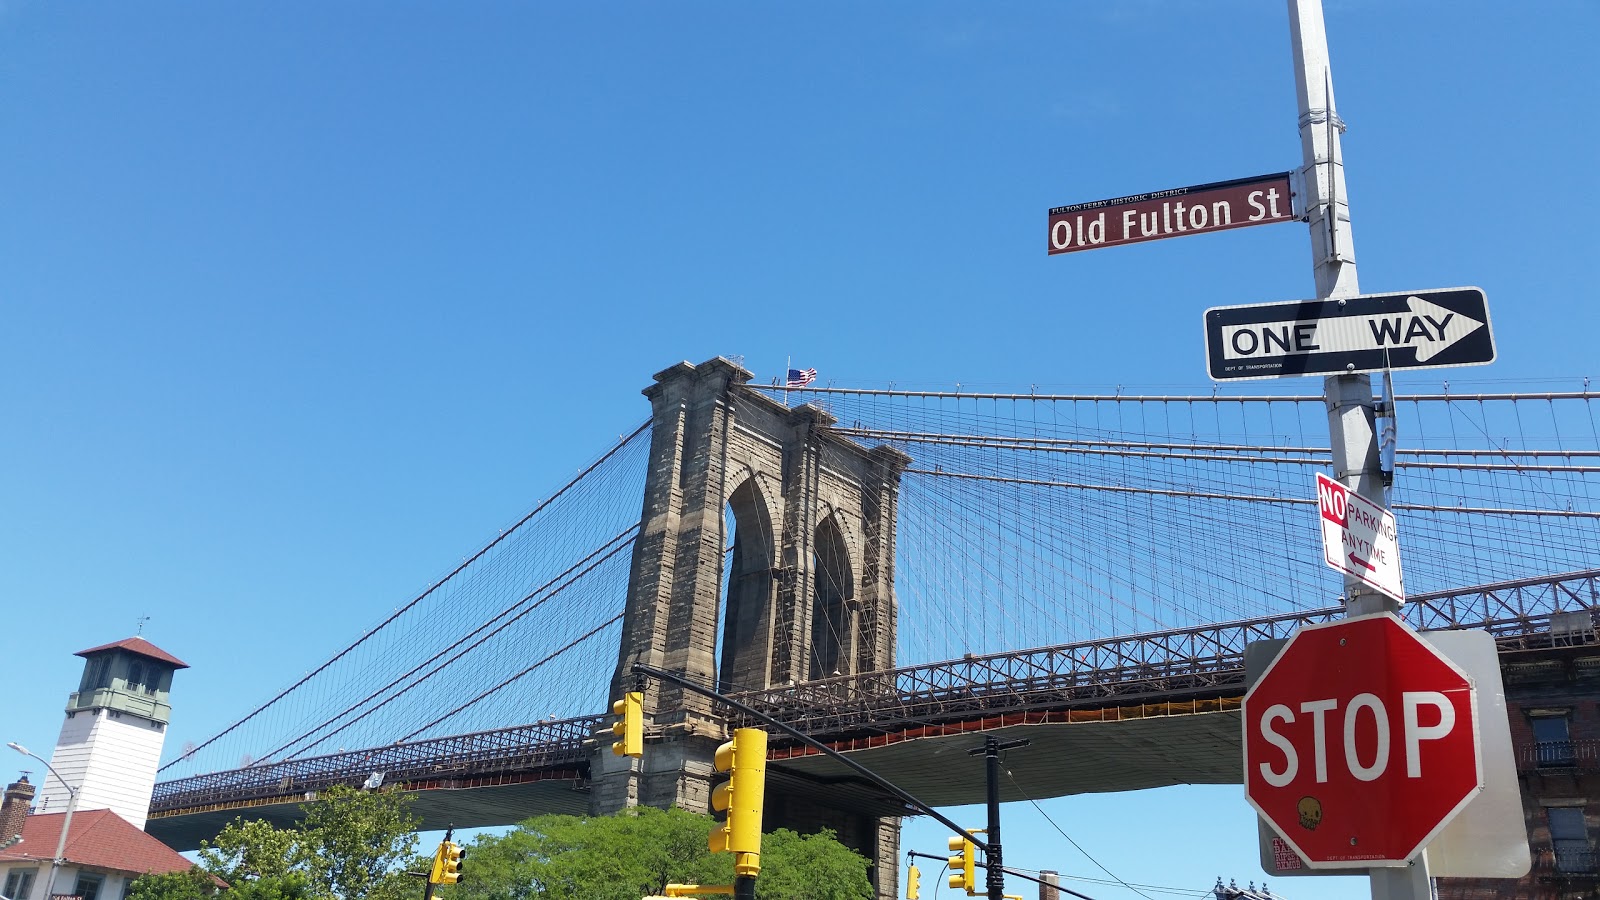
[1287,1,1428,897]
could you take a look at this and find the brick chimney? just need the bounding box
[1,776,34,845]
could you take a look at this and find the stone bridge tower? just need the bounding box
[594,357,909,899]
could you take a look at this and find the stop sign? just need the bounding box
[1244,614,1483,867]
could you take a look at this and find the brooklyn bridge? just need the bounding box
[139,358,1600,896]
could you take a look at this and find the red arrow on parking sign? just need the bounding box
[1243,615,1482,867]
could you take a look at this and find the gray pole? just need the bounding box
[6,744,77,900]
[1286,2,1429,898]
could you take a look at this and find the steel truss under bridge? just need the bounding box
[151,716,604,816]
[729,569,1600,740]
[149,570,1597,823]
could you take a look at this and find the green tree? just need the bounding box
[199,818,301,884]
[125,868,216,900]
[439,808,870,900]
[295,784,420,899]
[756,829,874,900]
[129,784,420,900]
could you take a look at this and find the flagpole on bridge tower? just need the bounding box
[1287,2,1428,898]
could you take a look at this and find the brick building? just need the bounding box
[1440,614,1600,899]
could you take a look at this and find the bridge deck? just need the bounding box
[146,570,1599,849]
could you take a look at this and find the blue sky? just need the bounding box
[3,2,1596,897]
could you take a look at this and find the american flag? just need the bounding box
[786,367,817,388]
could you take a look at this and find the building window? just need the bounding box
[4,868,38,898]
[75,870,105,900]
[1533,712,1577,767]
[83,656,112,691]
[127,661,146,694]
[1548,807,1595,873]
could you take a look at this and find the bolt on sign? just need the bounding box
[1243,615,1483,867]
[1047,172,1296,255]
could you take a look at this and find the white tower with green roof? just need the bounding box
[38,637,188,830]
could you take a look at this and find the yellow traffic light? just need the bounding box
[709,727,767,877]
[429,840,464,884]
[428,843,444,884]
[906,863,921,899]
[428,839,466,885]
[612,691,642,758]
[947,833,976,896]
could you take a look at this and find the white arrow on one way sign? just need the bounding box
[1221,295,1486,364]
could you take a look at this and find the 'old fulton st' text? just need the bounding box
[1048,173,1295,255]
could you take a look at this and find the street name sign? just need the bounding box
[1048,172,1296,255]
[1243,615,1483,867]
[1203,287,1495,380]
[1316,473,1403,602]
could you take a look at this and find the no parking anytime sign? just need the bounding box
[1316,473,1402,602]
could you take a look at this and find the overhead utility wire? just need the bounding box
[994,864,1206,899]
[1003,768,1159,900]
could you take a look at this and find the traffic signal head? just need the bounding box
[439,841,465,884]
[906,863,921,899]
[428,839,466,885]
[611,691,642,758]
[709,727,767,877]
[429,842,445,884]
[947,834,976,895]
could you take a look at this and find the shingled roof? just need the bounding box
[0,810,194,876]
[73,636,189,669]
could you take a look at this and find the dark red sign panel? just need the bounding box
[1048,172,1295,255]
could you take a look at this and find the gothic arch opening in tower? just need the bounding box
[718,476,775,693]
[810,513,854,681]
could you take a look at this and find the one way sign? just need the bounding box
[1204,287,1495,380]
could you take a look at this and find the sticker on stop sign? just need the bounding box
[1243,614,1483,867]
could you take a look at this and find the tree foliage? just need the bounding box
[128,785,419,900]
[125,868,216,900]
[291,784,420,899]
[757,830,877,900]
[438,807,872,900]
[130,791,872,899]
